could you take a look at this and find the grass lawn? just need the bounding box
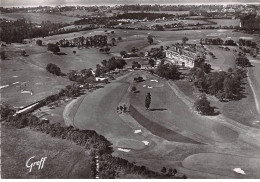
[1,126,92,179]
[205,45,236,71]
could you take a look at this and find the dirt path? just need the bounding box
[247,68,260,115]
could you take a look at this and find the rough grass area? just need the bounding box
[1,127,92,179]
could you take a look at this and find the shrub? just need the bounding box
[36,39,43,46]
[46,63,62,76]
[47,43,60,53]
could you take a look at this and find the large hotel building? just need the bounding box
[164,44,199,68]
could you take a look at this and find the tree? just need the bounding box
[156,63,181,80]
[111,38,116,46]
[145,92,151,110]
[147,35,153,44]
[1,51,6,60]
[120,51,127,57]
[149,59,155,67]
[21,50,27,57]
[0,103,14,119]
[131,86,137,92]
[101,59,107,67]
[235,56,251,67]
[46,63,62,76]
[161,167,167,173]
[117,36,122,41]
[104,46,110,54]
[172,169,177,176]
[73,50,76,55]
[182,37,189,44]
[194,94,214,115]
[47,43,60,53]
[36,39,43,46]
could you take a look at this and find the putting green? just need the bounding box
[182,153,260,178]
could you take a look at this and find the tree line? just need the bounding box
[0,19,66,43]
[189,64,247,101]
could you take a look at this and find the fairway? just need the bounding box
[73,72,148,151]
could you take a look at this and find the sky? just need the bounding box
[1,0,260,7]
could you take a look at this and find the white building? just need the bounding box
[165,45,198,68]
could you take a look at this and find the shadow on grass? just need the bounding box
[129,105,202,144]
[54,52,67,55]
[149,108,167,111]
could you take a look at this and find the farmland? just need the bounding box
[0,13,81,24]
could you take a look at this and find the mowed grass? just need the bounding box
[0,13,81,24]
[130,71,238,144]
[1,127,92,179]
[73,72,147,150]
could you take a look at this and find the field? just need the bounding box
[112,10,190,15]
[117,19,208,29]
[210,19,240,27]
[1,126,92,179]
[60,10,114,17]
[0,13,81,24]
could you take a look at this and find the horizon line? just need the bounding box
[1,2,260,8]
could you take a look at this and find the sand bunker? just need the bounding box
[118,148,131,153]
[206,33,224,37]
[240,37,253,40]
[150,79,158,82]
[147,86,153,89]
[233,168,246,175]
[143,85,146,87]
[12,82,20,85]
[134,129,142,134]
[142,141,149,146]
[12,76,18,78]
[217,29,227,32]
[21,90,33,95]
[0,85,9,89]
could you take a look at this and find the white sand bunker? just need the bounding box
[240,37,253,40]
[142,141,149,146]
[12,76,18,78]
[21,90,33,95]
[233,168,246,175]
[0,85,9,89]
[12,82,20,85]
[118,148,131,153]
[206,33,223,37]
[150,79,158,82]
[147,86,153,89]
[217,29,227,32]
[143,85,146,87]
[134,129,142,134]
